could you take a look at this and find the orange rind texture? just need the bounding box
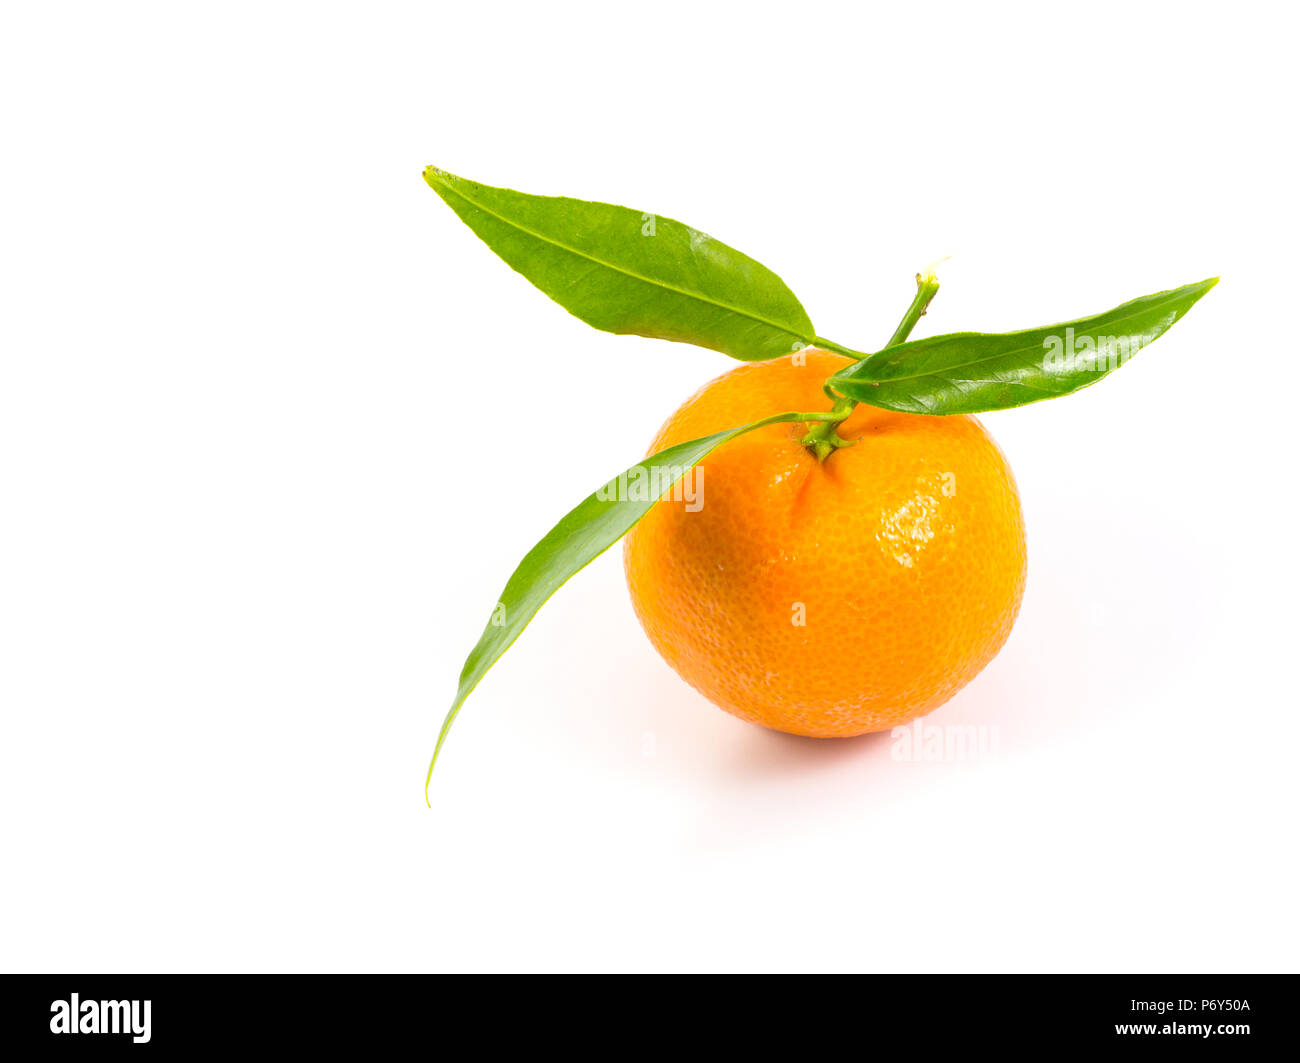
[624,351,1027,736]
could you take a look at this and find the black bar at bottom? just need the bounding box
[0,974,1291,1050]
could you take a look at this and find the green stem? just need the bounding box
[810,336,872,361]
[885,269,942,348]
[800,269,941,460]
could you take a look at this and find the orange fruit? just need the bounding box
[623,350,1027,737]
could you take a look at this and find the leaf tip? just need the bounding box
[422,165,452,190]
[1182,275,1219,308]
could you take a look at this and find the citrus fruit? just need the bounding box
[623,349,1027,737]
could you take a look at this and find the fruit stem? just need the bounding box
[800,269,941,461]
[884,269,942,348]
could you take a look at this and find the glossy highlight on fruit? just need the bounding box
[624,351,1027,737]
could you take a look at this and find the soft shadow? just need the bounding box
[719,724,894,784]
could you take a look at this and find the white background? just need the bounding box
[2,2,1296,973]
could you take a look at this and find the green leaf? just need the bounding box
[424,166,815,361]
[426,409,837,801]
[829,278,1219,415]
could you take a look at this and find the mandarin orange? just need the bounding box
[623,350,1027,737]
